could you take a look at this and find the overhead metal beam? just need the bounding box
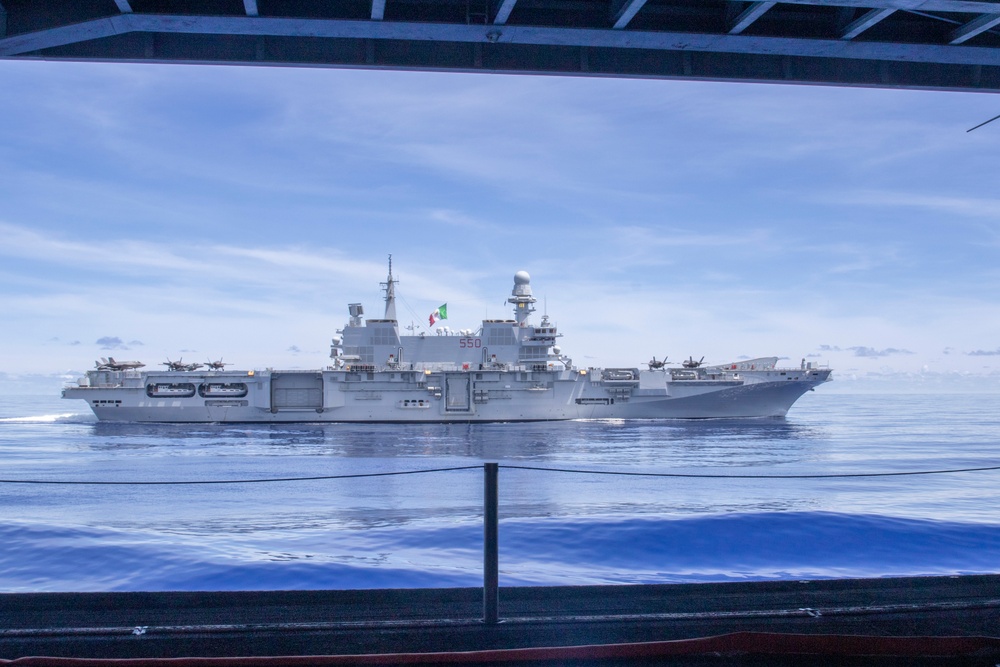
[0,16,123,55]
[0,1,998,92]
[950,12,1000,43]
[730,0,1000,12]
[2,14,1000,68]
[611,0,650,29]
[841,7,896,38]
[730,1,777,34]
[493,0,518,24]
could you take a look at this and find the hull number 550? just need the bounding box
[459,338,482,348]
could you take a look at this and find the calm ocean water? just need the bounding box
[1,390,999,592]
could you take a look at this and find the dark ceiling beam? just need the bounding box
[2,14,1000,67]
[0,2,6,38]
[739,0,1000,12]
[729,2,776,35]
[950,12,1000,42]
[841,7,896,38]
[113,0,132,13]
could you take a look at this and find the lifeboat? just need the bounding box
[198,382,249,398]
[146,383,196,398]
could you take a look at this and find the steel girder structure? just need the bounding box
[1,0,999,91]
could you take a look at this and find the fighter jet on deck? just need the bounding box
[95,357,145,371]
[161,358,204,372]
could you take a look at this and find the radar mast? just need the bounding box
[508,270,535,326]
[381,255,398,322]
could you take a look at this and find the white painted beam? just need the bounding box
[841,7,896,38]
[244,0,259,17]
[949,11,1000,42]
[730,1,776,34]
[114,0,132,12]
[372,0,386,20]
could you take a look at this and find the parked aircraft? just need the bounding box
[95,357,145,371]
[646,356,668,370]
[682,356,705,368]
[162,358,204,372]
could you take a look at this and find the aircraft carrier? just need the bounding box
[63,262,832,423]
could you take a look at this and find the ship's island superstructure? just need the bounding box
[63,263,831,422]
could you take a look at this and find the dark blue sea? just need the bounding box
[2,391,999,592]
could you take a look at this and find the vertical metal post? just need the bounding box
[483,462,499,624]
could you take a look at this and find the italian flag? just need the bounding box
[429,304,448,326]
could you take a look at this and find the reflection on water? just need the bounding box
[17,416,828,533]
[88,417,817,467]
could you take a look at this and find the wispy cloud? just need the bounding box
[425,208,497,231]
[816,242,904,275]
[0,221,209,276]
[831,190,1000,220]
[850,346,914,358]
[4,63,1000,379]
[820,345,914,358]
[96,336,129,350]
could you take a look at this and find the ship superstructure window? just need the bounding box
[371,328,397,345]
[487,328,517,346]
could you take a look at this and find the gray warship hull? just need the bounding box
[63,365,830,423]
[63,265,831,423]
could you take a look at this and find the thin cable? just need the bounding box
[0,465,480,486]
[5,463,1000,485]
[968,112,1000,132]
[500,463,1000,479]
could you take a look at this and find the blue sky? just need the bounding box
[2,60,1000,391]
